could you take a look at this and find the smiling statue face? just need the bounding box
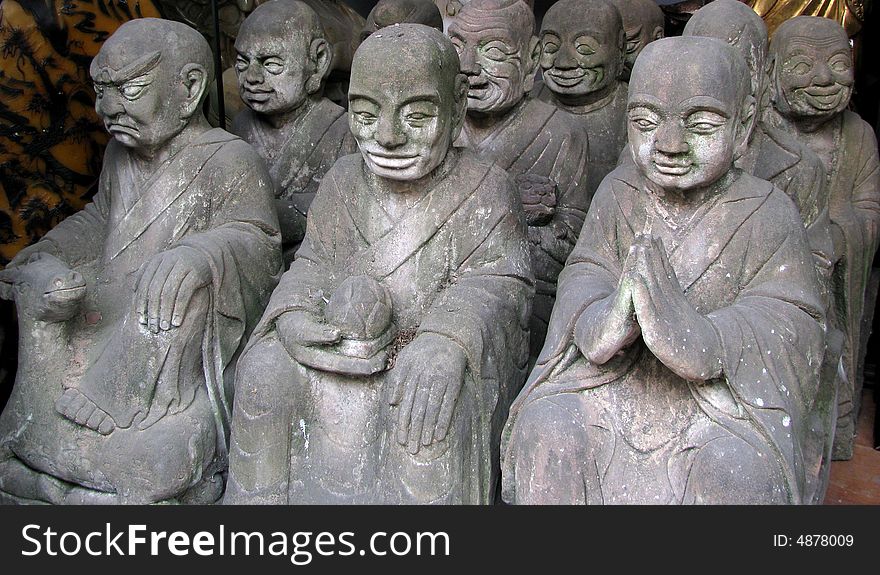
[348,25,464,181]
[628,37,751,193]
[609,0,665,81]
[539,0,621,99]
[234,4,316,117]
[772,17,853,121]
[447,0,536,115]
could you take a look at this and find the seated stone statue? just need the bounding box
[683,0,837,502]
[448,0,589,358]
[224,24,533,505]
[532,0,628,196]
[232,0,356,261]
[502,36,825,505]
[607,0,665,81]
[362,0,443,40]
[0,19,281,504]
[766,16,880,460]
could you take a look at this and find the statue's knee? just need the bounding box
[512,396,591,457]
[685,437,789,504]
[234,337,292,414]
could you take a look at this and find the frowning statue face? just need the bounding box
[348,25,467,182]
[627,37,754,193]
[447,0,539,116]
[771,17,853,122]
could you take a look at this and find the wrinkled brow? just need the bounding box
[93,50,161,85]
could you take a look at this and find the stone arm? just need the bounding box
[528,123,591,288]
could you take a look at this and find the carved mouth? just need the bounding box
[106,123,138,137]
[801,85,846,111]
[653,160,691,175]
[546,69,586,88]
[242,89,273,103]
[365,151,419,169]
[44,285,86,303]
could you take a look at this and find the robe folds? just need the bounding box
[456,98,590,355]
[502,164,825,504]
[232,97,356,256]
[825,111,880,433]
[225,149,534,504]
[533,79,629,197]
[0,128,282,504]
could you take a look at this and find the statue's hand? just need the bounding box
[573,246,640,364]
[630,234,722,382]
[133,246,212,333]
[516,173,557,226]
[388,333,467,455]
[275,309,341,352]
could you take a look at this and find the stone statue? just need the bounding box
[683,0,837,502]
[0,18,282,504]
[362,0,443,40]
[224,24,533,505]
[232,0,356,261]
[502,36,826,504]
[533,0,628,196]
[607,0,665,81]
[449,0,589,358]
[766,16,880,460]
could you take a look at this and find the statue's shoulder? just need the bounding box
[841,110,878,151]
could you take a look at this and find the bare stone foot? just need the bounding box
[55,388,116,435]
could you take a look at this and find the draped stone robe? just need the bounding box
[456,98,589,356]
[533,78,629,197]
[232,97,356,258]
[225,149,533,504]
[824,111,880,447]
[0,129,281,504]
[502,164,825,504]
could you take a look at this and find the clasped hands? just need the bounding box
[575,233,722,382]
[277,310,467,455]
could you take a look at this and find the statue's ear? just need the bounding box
[179,63,208,119]
[766,53,779,105]
[651,25,664,42]
[0,269,16,301]
[306,38,332,95]
[734,94,757,159]
[451,72,469,141]
[523,35,541,93]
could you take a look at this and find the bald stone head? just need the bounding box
[234,0,331,118]
[684,0,768,106]
[448,0,539,115]
[628,36,755,193]
[770,16,853,122]
[539,0,623,103]
[349,24,467,181]
[90,18,213,154]
[608,0,664,80]
[362,0,443,40]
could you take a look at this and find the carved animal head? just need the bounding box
[0,252,86,322]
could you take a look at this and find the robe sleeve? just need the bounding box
[417,167,534,382]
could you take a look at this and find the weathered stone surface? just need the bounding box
[232,0,356,261]
[0,18,282,504]
[362,0,443,40]
[502,36,825,504]
[607,0,664,81]
[449,0,589,359]
[766,16,880,460]
[224,24,533,505]
[684,0,837,503]
[532,0,629,196]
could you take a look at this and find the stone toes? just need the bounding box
[97,418,115,435]
[85,409,107,431]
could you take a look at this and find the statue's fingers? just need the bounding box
[134,258,162,323]
[146,257,176,333]
[295,316,340,345]
[434,378,461,443]
[421,376,447,446]
[159,266,188,330]
[407,379,431,454]
[388,361,412,406]
[171,272,203,328]
[396,373,418,446]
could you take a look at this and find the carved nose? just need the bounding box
[654,122,688,155]
[555,44,578,69]
[68,271,82,285]
[812,61,833,85]
[459,46,479,75]
[97,91,123,118]
[376,115,405,148]
[242,63,263,85]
